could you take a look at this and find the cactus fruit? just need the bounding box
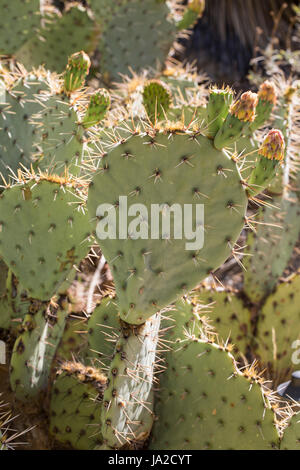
[49,362,106,449]
[0,175,91,301]
[0,70,51,181]
[0,0,41,55]
[94,0,177,83]
[88,124,248,325]
[10,299,68,401]
[100,314,160,449]
[214,91,258,149]
[150,336,280,450]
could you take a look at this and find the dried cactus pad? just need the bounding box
[0,179,91,300]
[88,129,248,324]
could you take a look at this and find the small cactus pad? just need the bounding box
[250,81,277,131]
[10,300,68,401]
[255,274,300,376]
[88,128,248,324]
[0,0,41,55]
[0,73,51,180]
[142,80,172,122]
[95,0,176,82]
[15,6,97,73]
[281,414,300,450]
[0,178,91,300]
[150,339,279,450]
[100,314,160,449]
[49,362,106,449]
[64,51,91,94]
[206,87,234,137]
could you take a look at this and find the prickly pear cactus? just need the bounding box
[49,362,106,449]
[87,297,120,367]
[88,124,248,325]
[16,5,97,73]
[10,299,69,401]
[195,287,252,356]
[281,413,300,450]
[0,70,51,181]
[150,337,280,450]
[255,274,300,377]
[0,0,41,55]
[99,314,160,449]
[0,176,91,301]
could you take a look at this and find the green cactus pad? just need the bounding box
[206,88,233,138]
[281,413,300,450]
[82,90,111,129]
[95,0,176,82]
[88,127,248,324]
[150,339,279,450]
[196,287,252,356]
[0,178,91,300]
[142,80,171,122]
[10,300,68,401]
[15,6,97,73]
[0,73,51,181]
[33,95,84,174]
[49,363,106,449]
[255,274,300,376]
[100,314,160,449]
[244,195,300,304]
[0,0,41,55]
[87,297,120,367]
[56,317,89,362]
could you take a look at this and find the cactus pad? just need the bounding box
[88,127,248,324]
[16,6,97,73]
[255,274,300,376]
[0,178,91,300]
[95,0,176,82]
[49,362,106,449]
[150,339,279,449]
